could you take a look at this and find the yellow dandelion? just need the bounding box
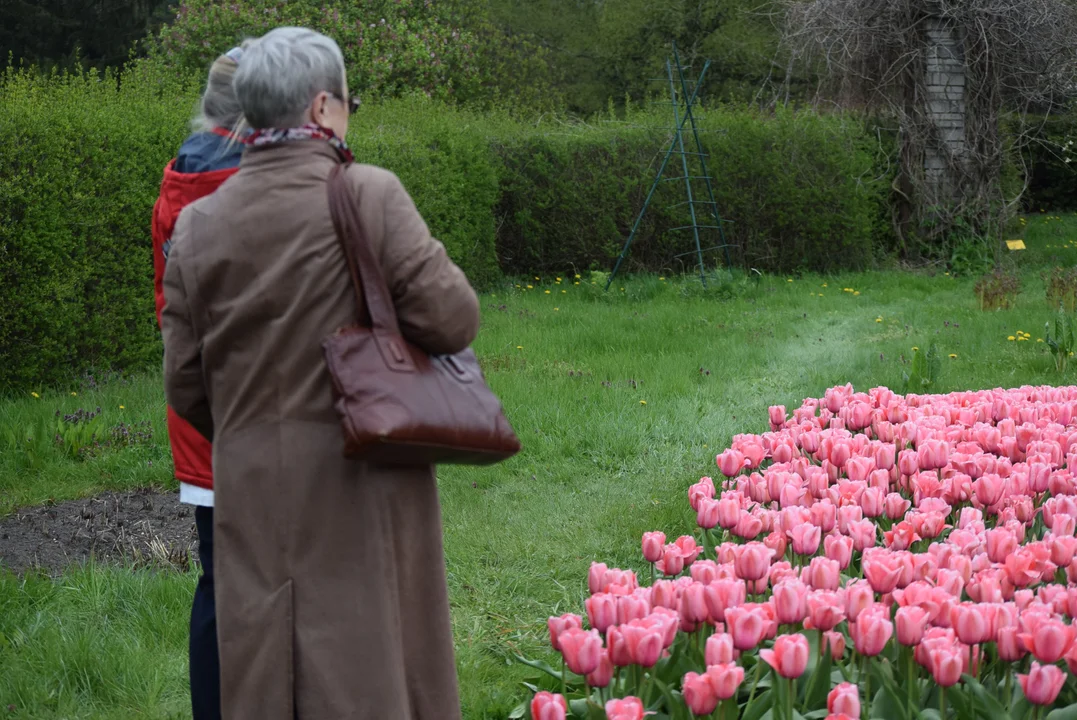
[949,354,958,359]
[71,392,77,397]
[534,276,540,281]
[912,346,920,352]
[545,290,551,295]
[822,283,828,287]
[556,277,562,282]
[787,278,794,283]
[945,272,951,276]
[31,392,39,398]
[119,405,125,409]
[561,290,567,294]
[574,282,580,286]
[515,284,521,288]
[640,400,648,405]
[516,345,523,350]
[1008,336,1016,341]
[1018,337,1028,342]
[853,291,861,296]
[876,317,883,323]
[659,277,666,281]
[574,274,581,279]
[621,288,625,292]
[527,285,533,289]
[554,308,559,311]
[1038,338,1045,342]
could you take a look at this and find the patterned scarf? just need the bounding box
[247,124,354,163]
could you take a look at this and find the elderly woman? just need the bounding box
[160,26,478,720]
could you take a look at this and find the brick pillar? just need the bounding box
[923,13,966,204]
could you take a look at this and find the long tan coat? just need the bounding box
[160,141,479,720]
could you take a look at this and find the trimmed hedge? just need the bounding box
[495,107,881,275]
[1,64,882,390]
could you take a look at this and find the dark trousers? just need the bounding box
[190,505,221,720]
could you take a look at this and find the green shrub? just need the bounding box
[1,65,883,390]
[1022,112,1077,212]
[0,63,198,392]
[495,106,882,275]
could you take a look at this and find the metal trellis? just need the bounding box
[606,43,733,290]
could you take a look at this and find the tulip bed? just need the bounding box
[524,384,1077,720]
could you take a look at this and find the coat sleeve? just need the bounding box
[376,172,481,355]
[160,219,214,441]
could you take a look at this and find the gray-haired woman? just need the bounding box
[160,27,477,719]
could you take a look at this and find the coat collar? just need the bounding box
[239,141,344,175]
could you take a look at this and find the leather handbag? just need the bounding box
[322,163,521,465]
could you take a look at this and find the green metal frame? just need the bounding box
[606,43,733,290]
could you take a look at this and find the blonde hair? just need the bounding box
[192,40,253,135]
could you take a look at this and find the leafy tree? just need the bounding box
[149,0,559,112]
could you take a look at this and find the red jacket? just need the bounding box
[151,131,243,489]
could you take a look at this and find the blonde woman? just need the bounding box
[151,43,248,720]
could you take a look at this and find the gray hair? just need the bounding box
[233,27,347,129]
[192,40,253,133]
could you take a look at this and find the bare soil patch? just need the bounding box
[0,489,197,575]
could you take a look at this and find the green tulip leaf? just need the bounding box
[514,654,564,682]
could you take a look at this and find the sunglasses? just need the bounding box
[329,91,361,115]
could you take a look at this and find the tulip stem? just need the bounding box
[906,648,915,720]
[1005,670,1013,708]
[746,657,765,709]
[940,686,946,719]
[787,677,795,720]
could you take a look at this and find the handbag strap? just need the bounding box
[327,163,402,336]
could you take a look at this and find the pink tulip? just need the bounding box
[531,692,568,720]
[884,492,910,520]
[918,439,949,470]
[862,549,903,594]
[846,456,875,483]
[689,477,716,512]
[606,626,633,667]
[644,607,680,648]
[557,627,602,675]
[847,519,877,552]
[697,498,720,529]
[682,672,719,716]
[874,443,896,470]
[585,593,617,634]
[824,534,853,570]
[805,591,846,632]
[650,580,677,610]
[657,545,685,577]
[586,649,613,688]
[950,603,993,646]
[733,542,773,581]
[1019,617,1075,663]
[898,449,919,477]
[588,562,609,595]
[760,633,810,678]
[617,593,651,626]
[791,523,822,556]
[621,622,664,667]
[725,605,769,651]
[690,560,720,586]
[605,697,645,720]
[548,614,583,652]
[973,473,1005,506]
[985,528,1017,564]
[852,611,893,656]
[706,662,745,700]
[928,643,964,687]
[823,630,846,659]
[1018,662,1066,706]
[837,505,864,535]
[769,405,787,429]
[732,511,764,540]
[801,556,841,591]
[704,579,746,623]
[675,536,703,565]
[642,531,666,563]
[895,606,930,646]
[705,632,738,665]
[859,486,885,518]
[717,449,746,477]
[772,580,809,624]
[679,582,709,625]
[717,498,741,529]
[883,521,920,551]
[998,626,1027,661]
[827,683,860,718]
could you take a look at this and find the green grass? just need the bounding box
[1,217,1075,718]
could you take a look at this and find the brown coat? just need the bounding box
[160,141,479,720]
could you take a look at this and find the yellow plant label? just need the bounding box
[1006,240,1026,250]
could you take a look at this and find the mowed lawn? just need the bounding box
[1,215,1075,718]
